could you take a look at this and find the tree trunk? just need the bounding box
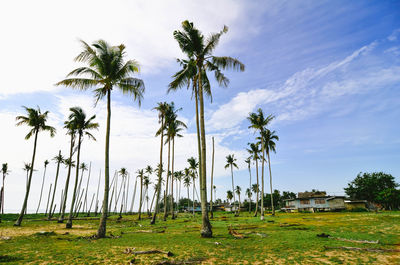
[58,134,75,223]
[130,177,137,213]
[83,163,91,213]
[48,151,61,220]
[125,174,130,214]
[187,186,190,210]
[66,132,82,228]
[36,163,48,214]
[151,116,164,225]
[94,170,101,216]
[197,69,212,237]
[138,174,143,220]
[170,137,175,219]
[210,136,214,219]
[163,137,171,221]
[267,150,275,216]
[45,183,52,216]
[260,133,265,220]
[231,166,236,214]
[254,158,259,217]
[149,183,156,216]
[15,129,38,226]
[97,89,111,238]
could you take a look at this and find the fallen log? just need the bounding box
[228,225,246,239]
[124,248,173,256]
[155,257,205,264]
[324,246,400,253]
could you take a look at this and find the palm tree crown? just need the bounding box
[16,106,56,139]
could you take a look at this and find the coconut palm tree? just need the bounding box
[143,175,151,215]
[117,168,128,218]
[188,157,198,217]
[235,186,242,213]
[58,119,77,223]
[165,108,186,219]
[246,188,252,212]
[247,108,274,220]
[224,154,238,214]
[14,106,56,226]
[244,157,252,213]
[57,39,144,238]
[137,169,144,220]
[151,102,170,225]
[226,190,233,205]
[66,107,98,229]
[36,160,50,214]
[172,20,245,237]
[48,151,63,219]
[257,129,279,216]
[1,163,9,216]
[247,142,261,216]
[183,168,191,211]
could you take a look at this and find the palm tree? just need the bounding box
[14,106,55,226]
[57,40,144,238]
[224,154,238,214]
[143,175,151,216]
[247,142,261,216]
[246,188,252,212]
[1,163,9,216]
[172,20,245,237]
[188,157,198,216]
[183,168,191,211]
[145,166,153,216]
[247,108,274,220]
[36,160,50,214]
[48,151,63,219]
[258,129,279,216]
[164,107,186,219]
[244,157,252,213]
[235,186,242,213]
[226,190,233,205]
[210,136,215,219]
[58,119,77,223]
[151,102,170,225]
[137,169,144,220]
[66,107,98,229]
[117,168,128,218]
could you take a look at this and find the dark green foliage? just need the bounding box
[345,172,399,209]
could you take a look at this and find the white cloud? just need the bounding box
[0,0,264,97]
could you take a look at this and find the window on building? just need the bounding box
[315,199,326,204]
[300,199,310,205]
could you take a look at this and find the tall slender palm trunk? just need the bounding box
[66,132,82,228]
[151,116,164,225]
[138,174,143,220]
[15,130,38,226]
[210,136,215,218]
[94,170,101,216]
[97,90,111,238]
[170,137,175,219]
[163,137,171,221]
[260,135,265,220]
[59,134,75,223]
[83,163,91,213]
[48,151,61,219]
[230,166,236,214]
[254,159,259,217]
[197,70,212,237]
[36,163,48,214]
[130,177,137,213]
[45,183,52,215]
[267,150,275,216]
[248,164,252,213]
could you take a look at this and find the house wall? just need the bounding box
[328,198,345,209]
[345,202,366,210]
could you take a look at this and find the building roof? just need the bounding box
[284,196,346,201]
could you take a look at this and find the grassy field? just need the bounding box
[0,211,399,264]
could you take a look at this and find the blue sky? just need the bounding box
[0,0,399,212]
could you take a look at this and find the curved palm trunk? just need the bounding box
[58,134,75,223]
[130,177,137,213]
[97,89,111,238]
[198,70,212,237]
[230,166,236,215]
[248,165,252,213]
[170,137,175,219]
[187,186,190,210]
[15,129,38,226]
[254,159,259,217]
[194,84,202,193]
[149,184,156,216]
[138,175,143,220]
[66,132,82,228]
[192,180,195,216]
[151,116,164,225]
[163,137,171,221]
[83,163,91,213]
[45,183,52,216]
[210,136,215,219]
[260,134,265,220]
[95,170,101,215]
[48,151,61,220]
[36,164,48,214]
[267,150,275,216]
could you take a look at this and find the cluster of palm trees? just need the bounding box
[3,20,245,238]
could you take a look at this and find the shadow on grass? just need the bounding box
[0,255,23,263]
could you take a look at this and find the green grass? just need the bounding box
[1,211,399,264]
